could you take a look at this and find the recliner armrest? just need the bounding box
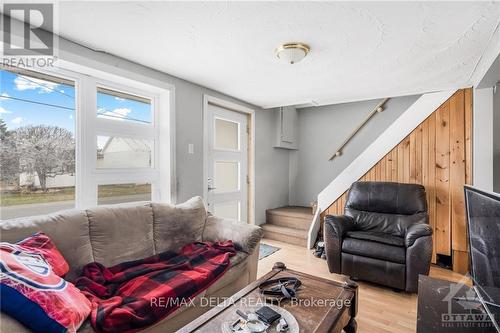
[324,215,355,274]
[202,214,263,254]
[405,223,432,247]
[324,215,355,239]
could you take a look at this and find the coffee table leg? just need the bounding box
[344,318,357,333]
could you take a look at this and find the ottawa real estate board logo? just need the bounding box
[441,276,495,330]
[2,3,56,68]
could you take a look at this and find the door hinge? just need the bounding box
[246,175,250,184]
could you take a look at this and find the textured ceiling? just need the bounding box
[54,1,500,108]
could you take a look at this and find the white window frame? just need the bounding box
[86,78,161,206]
[13,62,175,210]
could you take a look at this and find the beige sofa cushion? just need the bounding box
[202,215,263,254]
[152,196,207,253]
[0,209,93,280]
[86,202,154,267]
[0,313,31,333]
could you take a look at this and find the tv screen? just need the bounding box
[465,185,500,330]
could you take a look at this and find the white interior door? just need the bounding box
[206,104,248,222]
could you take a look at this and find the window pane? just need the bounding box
[215,118,239,150]
[97,87,151,124]
[0,69,76,219]
[96,136,153,169]
[215,161,239,193]
[214,201,240,220]
[98,183,151,205]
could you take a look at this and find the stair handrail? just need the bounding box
[329,98,390,160]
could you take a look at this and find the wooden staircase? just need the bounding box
[261,206,312,247]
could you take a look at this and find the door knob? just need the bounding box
[208,186,217,191]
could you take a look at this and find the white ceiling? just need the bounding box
[54,1,500,108]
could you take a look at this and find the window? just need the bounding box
[97,87,152,124]
[0,66,172,220]
[0,69,76,219]
[97,183,151,205]
[96,136,153,169]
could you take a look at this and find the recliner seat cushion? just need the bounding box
[345,231,405,247]
[342,237,406,264]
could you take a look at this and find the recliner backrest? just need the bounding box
[345,181,428,237]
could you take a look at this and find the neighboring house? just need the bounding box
[19,137,150,189]
[97,137,151,169]
[19,173,75,189]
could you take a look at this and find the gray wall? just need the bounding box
[255,111,290,225]
[289,95,420,207]
[494,84,500,192]
[475,50,499,193]
[51,33,290,224]
[473,87,494,191]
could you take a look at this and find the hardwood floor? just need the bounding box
[257,239,467,333]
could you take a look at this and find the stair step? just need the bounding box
[261,224,308,247]
[267,206,312,218]
[266,206,312,230]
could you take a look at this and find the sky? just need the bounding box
[0,69,151,136]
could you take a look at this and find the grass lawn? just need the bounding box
[1,184,150,206]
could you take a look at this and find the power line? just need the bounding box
[97,111,150,124]
[1,95,74,111]
[1,95,150,124]
[16,75,75,100]
[3,73,150,123]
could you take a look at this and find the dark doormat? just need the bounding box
[259,243,280,260]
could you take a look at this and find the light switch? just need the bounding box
[188,143,194,154]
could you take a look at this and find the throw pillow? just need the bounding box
[0,240,91,333]
[16,232,69,277]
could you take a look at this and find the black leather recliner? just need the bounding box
[324,181,433,293]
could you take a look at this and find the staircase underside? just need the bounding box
[262,206,312,247]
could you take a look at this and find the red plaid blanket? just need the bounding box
[75,241,236,333]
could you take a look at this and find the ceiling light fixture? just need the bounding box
[275,42,310,64]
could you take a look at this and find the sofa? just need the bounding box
[324,181,432,293]
[0,196,263,332]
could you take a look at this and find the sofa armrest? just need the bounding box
[324,215,355,274]
[405,223,433,247]
[202,214,263,255]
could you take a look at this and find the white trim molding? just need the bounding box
[307,89,457,248]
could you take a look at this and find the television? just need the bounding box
[464,185,500,332]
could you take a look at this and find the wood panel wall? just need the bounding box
[323,89,473,274]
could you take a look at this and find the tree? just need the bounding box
[14,125,75,191]
[0,118,19,183]
[0,119,8,140]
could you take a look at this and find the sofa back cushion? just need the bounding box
[86,202,155,267]
[152,196,207,253]
[0,210,93,281]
